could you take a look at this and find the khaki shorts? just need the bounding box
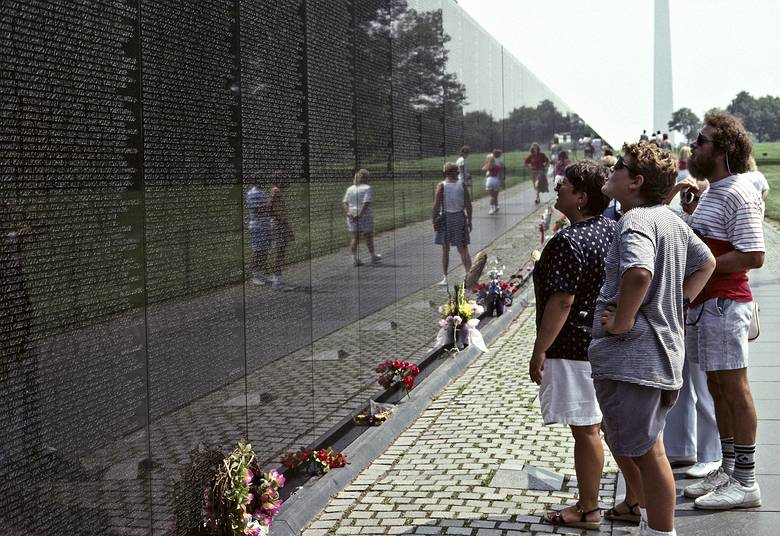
[594,379,679,457]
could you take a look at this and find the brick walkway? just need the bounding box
[302,308,619,536]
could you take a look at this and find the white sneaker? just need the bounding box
[371,254,382,264]
[488,206,496,214]
[270,276,294,292]
[683,466,729,498]
[251,275,267,286]
[694,476,761,510]
[685,461,722,479]
[437,276,448,287]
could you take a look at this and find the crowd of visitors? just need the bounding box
[529,111,767,536]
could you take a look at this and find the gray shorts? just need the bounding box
[594,379,679,457]
[686,298,751,372]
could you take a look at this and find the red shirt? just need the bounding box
[525,153,549,170]
[692,238,752,305]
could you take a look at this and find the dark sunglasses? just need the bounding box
[613,155,639,175]
[695,131,713,145]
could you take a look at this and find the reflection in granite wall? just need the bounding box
[0,0,581,533]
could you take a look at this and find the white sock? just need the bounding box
[640,507,648,523]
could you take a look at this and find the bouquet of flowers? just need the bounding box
[472,263,513,316]
[203,442,284,536]
[552,215,570,233]
[436,285,487,352]
[375,360,420,398]
[281,446,348,475]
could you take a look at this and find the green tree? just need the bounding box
[668,107,701,141]
[727,91,780,141]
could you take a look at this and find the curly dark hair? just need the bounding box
[564,160,610,215]
[621,143,677,203]
[704,110,752,174]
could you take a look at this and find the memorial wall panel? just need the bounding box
[140,0,245,533]
[354,0,398,378]
[413,0,446,330]
[1,1,148,534]
[1,0,588,532]
[305,0,362,437]
[239,0,314,467]
[390,0,428,342]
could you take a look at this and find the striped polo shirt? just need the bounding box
[689,174,764,304]
[589,205,712,390]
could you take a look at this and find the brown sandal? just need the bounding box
[542,502,601,530]
[604,501,641,523]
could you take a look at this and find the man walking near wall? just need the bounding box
[671,111,766,510]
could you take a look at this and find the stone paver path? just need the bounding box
[303,308,620,536]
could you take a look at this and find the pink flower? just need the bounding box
[269,469,286,488]
[245,468,254,485]
[247,493,254,505]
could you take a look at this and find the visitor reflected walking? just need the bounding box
[343,168,381,267]
[269,171,294,291]
[433,162,472,287]
[525,143,550,204]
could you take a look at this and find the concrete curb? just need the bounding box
[271,293,532,536]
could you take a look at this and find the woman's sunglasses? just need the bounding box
[613,156,639,175]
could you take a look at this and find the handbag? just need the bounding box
[433,181,446,231]
[433,212,444,231]
[748,301,760,341]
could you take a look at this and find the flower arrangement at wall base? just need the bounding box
[436,285,487,353]
[203,442,284,536]
[538,207,553,244]
[472,261,513,317]
[375,360,420,399]
[281,447,348,476]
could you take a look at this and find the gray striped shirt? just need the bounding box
[589,205,712,389]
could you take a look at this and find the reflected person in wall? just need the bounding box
[343,169,381,267]
[269,171,294,291]
[246,181,272,285]
[529,161,615,530]
[433,162,472,287]
[482,153,501,215]
[524,143,550,204]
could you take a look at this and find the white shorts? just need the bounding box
[686,298,752,371]
[539,358,602,426]
[485,175,501,192]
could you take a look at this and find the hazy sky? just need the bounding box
[457,0,779,146]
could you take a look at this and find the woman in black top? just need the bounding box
[530,161,615,529]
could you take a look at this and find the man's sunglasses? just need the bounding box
[695,131,713,146]
[613,156,639,175]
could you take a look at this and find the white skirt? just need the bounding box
[539,358,602,426]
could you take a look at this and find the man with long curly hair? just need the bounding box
[667,111,766,510]
[589,143,715,536]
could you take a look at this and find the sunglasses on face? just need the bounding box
[695,131,713,145]
[554,175,582,192]
[613,156,639,175]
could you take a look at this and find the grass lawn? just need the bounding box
[761,164,780,221]
[754,141,780,160]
